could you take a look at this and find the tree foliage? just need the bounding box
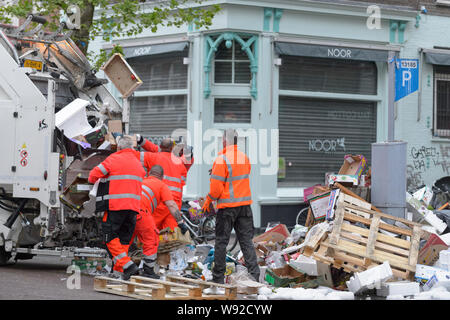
[0,0,221,69]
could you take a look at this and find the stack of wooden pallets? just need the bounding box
[94,275,237,300]
[302,192,428,281]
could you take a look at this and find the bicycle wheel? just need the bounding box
[296,206,309,226]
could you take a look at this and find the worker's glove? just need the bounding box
[178,222,189,235]
[202,197,212,213]
[136,134,144,146]
[183,145,193,159]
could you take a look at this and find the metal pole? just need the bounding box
[122,97,130,134]
[388,51,396,142]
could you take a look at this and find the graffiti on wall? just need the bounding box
[407,144,450,191]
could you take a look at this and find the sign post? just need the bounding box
[395,58,419,101]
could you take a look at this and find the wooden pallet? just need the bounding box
[303,194,427,281]
[94,275,237,300]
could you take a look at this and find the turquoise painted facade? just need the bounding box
[90,1,450,227]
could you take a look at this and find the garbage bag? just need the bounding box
[434,210,450,234]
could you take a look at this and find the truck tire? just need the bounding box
[0,246,11,266]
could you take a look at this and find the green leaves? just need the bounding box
[0,0,221,68]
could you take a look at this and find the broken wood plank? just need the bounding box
[366,215,381,259]
[329,197,345,245]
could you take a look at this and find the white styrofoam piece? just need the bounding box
[424,211,447,234]
[439,233,450,246]
[376,281,420,297]
[346,261,393,294]
[55,98,92,139]
[289,254,318,276]
[257,286,355,300]
[422,225,438,234]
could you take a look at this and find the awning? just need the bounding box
[119,41,189,59]
[423,48,450,66]
[274,42,389,62]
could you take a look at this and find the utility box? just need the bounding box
[100,53,142,98]
[371,141,407,220]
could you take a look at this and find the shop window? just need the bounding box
[434,67,450,137]
[127,51,188,91]
[214,40,251,84]
[278,97,377,187]
[214,98,251,123]
[129,95,187,141]
[279,56,377,95]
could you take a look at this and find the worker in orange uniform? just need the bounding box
[202,129,260,284]
[128,165,186,279]
[88,136,145,280]
[139,138,190,232]
[136,134,194,173]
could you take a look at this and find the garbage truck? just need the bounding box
[0,14,136,265]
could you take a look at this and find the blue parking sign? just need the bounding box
[395,59,419,101]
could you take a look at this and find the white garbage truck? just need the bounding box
[0,14,134,265]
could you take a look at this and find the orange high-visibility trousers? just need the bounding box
[102,211,136,273]
[131,211,160,257]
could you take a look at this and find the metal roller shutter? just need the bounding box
[278,97,377,187]
[129,95,187,141]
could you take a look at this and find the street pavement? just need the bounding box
[0,256,132,300]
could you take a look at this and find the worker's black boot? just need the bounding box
[122,263,139,281]
[142,258,160,279]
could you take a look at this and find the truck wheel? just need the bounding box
[0,246,11,266]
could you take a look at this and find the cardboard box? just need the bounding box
[328,174,359,186]
[309,192,332,220]
[265,265,307,287]
[415,264,445,284]
[253,224,290,244]
[413,186,434,207]
[423,269,450,291]
[107,120,123,134]
[339,154,367,178]
[418,234,449,266]
[84,124,107,147]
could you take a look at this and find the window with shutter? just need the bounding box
[278,97,377,187]
[214,98,252,123]
[279,56,377,95]
[434,66,450,137]
[278,56,378,187]
[126,50,188,141]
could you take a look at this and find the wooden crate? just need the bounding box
[94,275,237,300]
[303,195,427,281]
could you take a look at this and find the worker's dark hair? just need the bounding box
[160,138,174,152]
[149,165,164,178]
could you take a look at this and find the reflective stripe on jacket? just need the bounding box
[207,145,252,209]
[141,151,187,207]
[140,176,174,214]
[89,148,146,212]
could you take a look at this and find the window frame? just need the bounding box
[213,39,251,85]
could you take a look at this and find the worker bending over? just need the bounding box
[139,138,191,232]
[88,135,145,280]
[127,165,185,279]
[202,129,260,284]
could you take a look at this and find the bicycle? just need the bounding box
[180,201,239,253]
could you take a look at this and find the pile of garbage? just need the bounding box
[140,154,450,300]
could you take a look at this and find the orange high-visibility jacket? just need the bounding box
[142,152,187,207]
[206,145,252,209]
[136,139,194,175]
[140,176,174,214]
[89,149,146,213]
